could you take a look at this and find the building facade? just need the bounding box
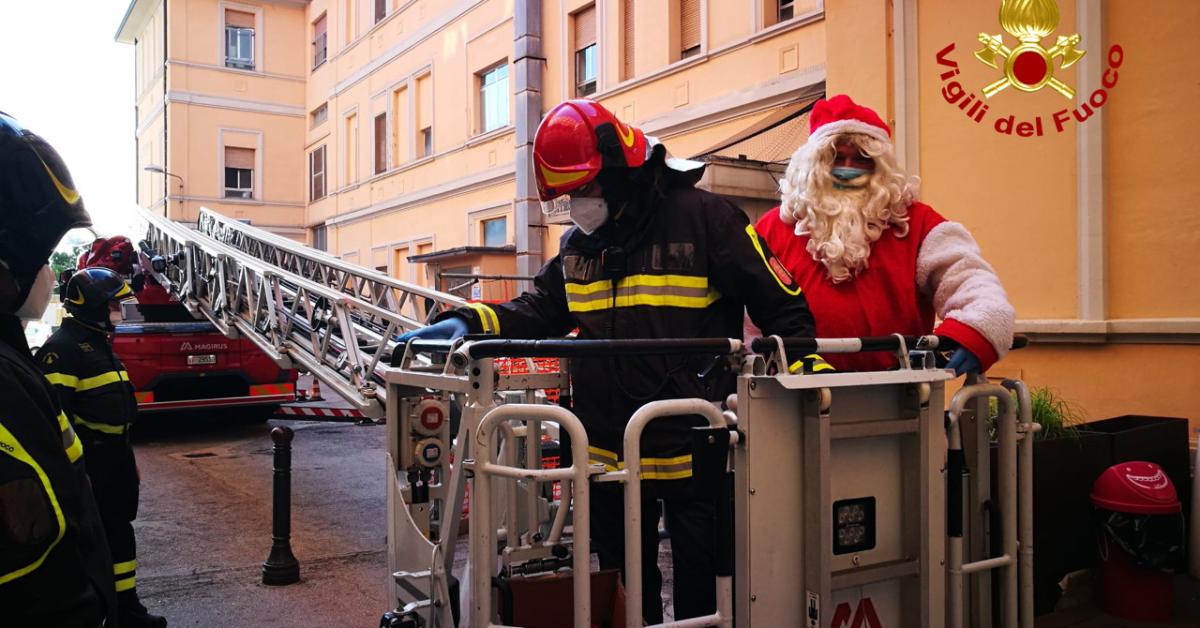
[117,0,309,239]
[118,0,1200,437]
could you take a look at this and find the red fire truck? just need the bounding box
[75,236,297,415]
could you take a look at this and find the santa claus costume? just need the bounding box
[755,94,1015,372]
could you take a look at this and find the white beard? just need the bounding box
[798,187,890,284]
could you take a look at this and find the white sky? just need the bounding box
[1,0,138,250]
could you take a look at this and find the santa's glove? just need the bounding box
[394,316,469,343]
[945,347,981,376]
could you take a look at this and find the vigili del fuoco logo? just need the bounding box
[934,0,1123,137]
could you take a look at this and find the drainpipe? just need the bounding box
[513,0,544,294]
[162,0,170,219]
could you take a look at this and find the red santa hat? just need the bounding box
[806,94,892,148]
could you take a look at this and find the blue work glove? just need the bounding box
[945,347,981,376]
[394,316,469,344]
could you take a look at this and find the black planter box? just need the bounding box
[989,414,1193,616]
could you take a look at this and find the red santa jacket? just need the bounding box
[754,202,1014,372]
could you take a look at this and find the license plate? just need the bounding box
[187,354,217,366]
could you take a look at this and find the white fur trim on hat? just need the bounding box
[807,119,891,148]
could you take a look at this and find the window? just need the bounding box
[778,0,795,23]
[310,145,326,201]
[225,10,255,70]
[312,224,328,251]
[344,112,359,184]
[224,147,254,199]
[391,86,408,166]
[478,63,509,134]
[311,102,328,129]
[574,6,597,97]
[312,14,328,69]
[680,0,701,59]
[375,0,387,24]
[622,0,635,80]
[374,113,387,175]
[483,217,507,247]
[416,73,433,158]
[344,0,355,45]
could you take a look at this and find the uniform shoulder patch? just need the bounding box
[41,352,59,365]
[768,256,796,286]
[78,342,94,353]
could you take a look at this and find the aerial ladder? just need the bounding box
[133,205,1036,628]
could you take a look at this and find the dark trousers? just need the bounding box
[82,437,140,599]
[589,481,717,624]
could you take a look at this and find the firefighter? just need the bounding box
[0,111,117,626]
[38,267,167,628]
[397,99,818,622]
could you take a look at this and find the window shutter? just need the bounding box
[226,9,255,29]
[417,74,432,130]
[225,146,255,170]
[374,113,387,174]
[574,6,596,51]
[314,14,327,38]
[622,0,635,79]
[680,0,700,53]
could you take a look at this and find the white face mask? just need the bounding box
[566,196,610,235]
[16,265,55,321]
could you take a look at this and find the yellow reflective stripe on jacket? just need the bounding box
[744,224,802,296]
[114,557,137,591]
[56,411,83,463]
[587,446,693,480]
[566,274,721,313]
[72,415,128,436]
[467,303,501,335]
[114,559,137,575]
[789,354,835,374]
[44,370,130,392]
[0,422,67,585]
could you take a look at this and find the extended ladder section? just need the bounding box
[134,206,467,418]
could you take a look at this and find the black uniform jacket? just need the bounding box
[447,180,816,479]
[37,317,138,441]
[0,315,116,627]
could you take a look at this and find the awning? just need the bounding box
[407,245,515,263]
[692,96,820,165]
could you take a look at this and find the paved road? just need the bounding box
[132,414,389,627]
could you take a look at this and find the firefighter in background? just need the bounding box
[38,267,168,628]
[397,99,819,622]
[0,111,117,626]
[753,94,1015,373]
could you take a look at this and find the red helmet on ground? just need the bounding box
[533,99,648,202]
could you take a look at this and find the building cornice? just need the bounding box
[115,0,159,43]
[1015,318,1200,345]
[166,91,306,117]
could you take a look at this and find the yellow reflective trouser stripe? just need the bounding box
[0,423,67,585]
[73,415,128,436]
[44,370,131,392]
[114,560,136,575]
[566,274,720,313]
[56,411,84,463]
[115,574,136,592]
[789,354,835,374]
[587,446,693,480]
[467,303,501,334]
[744,224,802,296]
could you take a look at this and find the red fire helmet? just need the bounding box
[79,235,135,275]
[533,99,648,202]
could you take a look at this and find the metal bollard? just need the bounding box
[262,426,301,585]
